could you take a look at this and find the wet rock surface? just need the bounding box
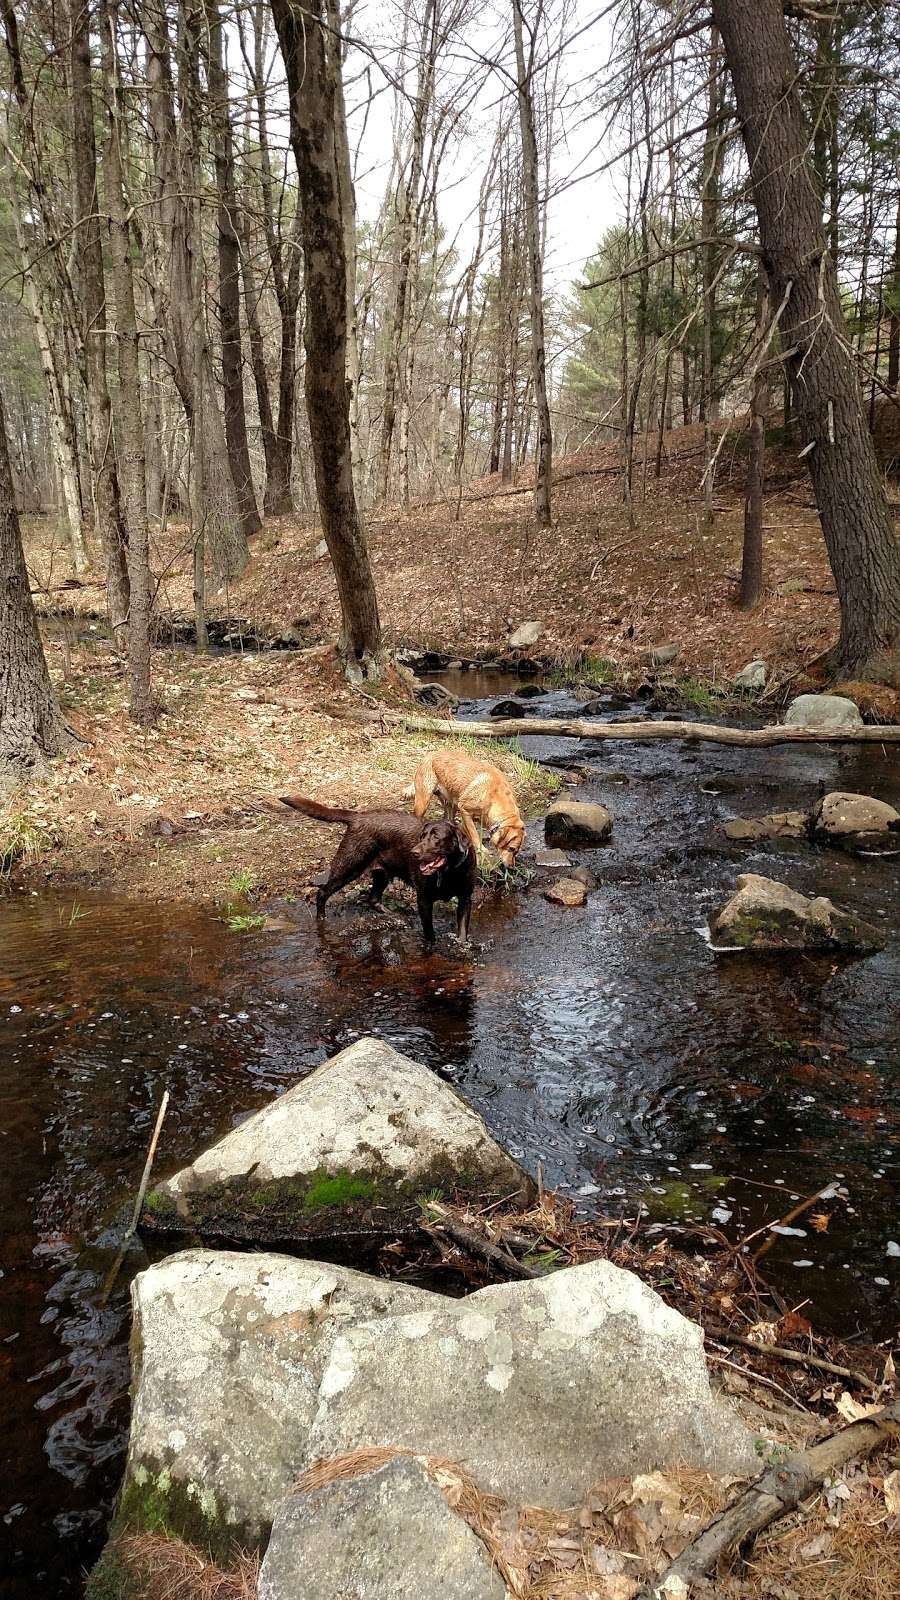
[544,799,612,846]
[709,872,884,953]
[305,1259,758,1504]
[258,1455,507,1600]
[810,791,900,852]
[142,1038,534,1242]
[543,877,588,907]
[723,811,808,841]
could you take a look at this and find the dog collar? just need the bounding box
[486,817,516,841]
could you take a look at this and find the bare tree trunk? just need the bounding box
[206,0,261,540]
[327,0,362,490]
[740,267,768,610]
[100,0,153,724]
[271,0,382,676]
[143,0,248,578]
[23,268,88,571]
[888,191,900,393]
[513,0,552,527]
[0,387,72,793]
[713,0,900,683]
[700,26,723,526]
[69,0,131,645]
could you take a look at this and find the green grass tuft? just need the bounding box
[0,807,65,879]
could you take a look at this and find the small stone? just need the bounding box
[513,683,545,698]
[545,800,612,847]
[544,877,588,907]
[723,811,807,841]
[313,539,328,561]
[783,694,863,729]
[507,621,543,650]
[534,848,571,868]
[568,865,597,890]
[258,1455,506,1600]
[732,659,767,692]
[489,699,526,718]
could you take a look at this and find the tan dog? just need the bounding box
[413,749,526,867]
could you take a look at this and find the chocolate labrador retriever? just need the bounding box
[279,795,476,945]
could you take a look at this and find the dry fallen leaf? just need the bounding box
[835,1391,882,1423]
[809,1211,830,1232]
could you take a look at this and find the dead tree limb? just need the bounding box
[422,1204,541,1279]
[707,1328,877,1392]
[348,707,900,747]
[648,1400,900,1597]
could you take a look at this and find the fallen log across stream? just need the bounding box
[348,704,900,747]
[644,1399,900,1598]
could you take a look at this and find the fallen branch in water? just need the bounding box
[647,1399,900,1598]
[347,706,900,747]
[100,1089,170,1304]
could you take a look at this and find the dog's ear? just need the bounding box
[454,824,472,858]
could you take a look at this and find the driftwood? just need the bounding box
[648,1399,900,1597]
[349,706,900,747]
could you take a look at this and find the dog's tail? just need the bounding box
[279,794,357,824]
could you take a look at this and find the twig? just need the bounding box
[730,1182,835,1261]
[422,1204,541,1279]
[100,1089,170,1304]
[707,1328,876,1392]
[646,1400,900,1597]
[706,1351,812,1414]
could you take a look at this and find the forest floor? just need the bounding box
[10,408,900,900]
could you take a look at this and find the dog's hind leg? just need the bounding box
[315,830,378,919]
[412,762,436,818]
[368,867,390,905]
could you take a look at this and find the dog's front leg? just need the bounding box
[455,893,472,945]
[416,892,436,946]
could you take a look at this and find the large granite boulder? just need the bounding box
[783,694,863,729]
[544,800,612,847]
[507,620,543,650]
[258,1455,506,1600]
[709,872,883,953]
[809,791,900,852]
[305,1259,758,1505]
[142,1038,533,1242]
[113,1251,437,1554]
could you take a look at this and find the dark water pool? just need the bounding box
[1,678,899,1594]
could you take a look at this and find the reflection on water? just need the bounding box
[1,682,898,1594]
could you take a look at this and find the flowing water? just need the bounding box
[1,673,899,1594]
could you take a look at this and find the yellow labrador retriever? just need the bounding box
[413,749,526,867]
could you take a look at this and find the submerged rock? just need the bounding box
[709,872,883,953]
[723,811,807,842]
[490,698,526,718]
[544,800,612,847]
[543,876,588,908]
[114,1250,437,1553]
[258,1455,506,1600]
[306,1259,759,1505]
[783,693,863,729]
[732,659,767,692]
[507,620,543,650]
[142,1038,533,1242]
[533,847,572,868]
[810,791,900,852]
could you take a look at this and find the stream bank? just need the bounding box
[2,670,899,1594]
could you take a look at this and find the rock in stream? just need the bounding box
[141,1037,534,1244]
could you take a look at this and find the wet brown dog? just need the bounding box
[413,749,526,867]
[279,796,476,945]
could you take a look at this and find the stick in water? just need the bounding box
[100,1089,170,1304]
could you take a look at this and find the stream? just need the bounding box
[1,671,898,1594]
